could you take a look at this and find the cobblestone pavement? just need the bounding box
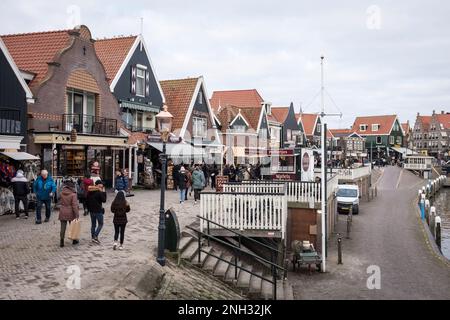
[291,166,450,300]
[0,188,215,300]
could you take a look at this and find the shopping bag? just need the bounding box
[68,219,81,240]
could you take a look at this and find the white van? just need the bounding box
[336,184,359,214]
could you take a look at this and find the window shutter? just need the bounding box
[131,66,137,95]
[145,71,150,97]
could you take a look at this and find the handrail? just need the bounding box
[186,226,285,300]
[197,215,282,254]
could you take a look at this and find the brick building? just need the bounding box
[1,26,130,185]
[412,110,450,159]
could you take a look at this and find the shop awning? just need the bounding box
[1,152,39,161]
[121,101,161,113]
[148,142,205,157]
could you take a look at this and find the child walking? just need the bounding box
[111,191,130,250]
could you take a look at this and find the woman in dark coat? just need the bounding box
[111,191,130,250]
[59,180,80,247]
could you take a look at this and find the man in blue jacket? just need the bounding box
[33,169,56,224]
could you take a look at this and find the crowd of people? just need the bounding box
[9,168,133,250]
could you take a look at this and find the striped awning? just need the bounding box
[120,101,161,113]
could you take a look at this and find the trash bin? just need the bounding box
[165,208,180,252]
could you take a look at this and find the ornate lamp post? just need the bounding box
[155,104,173,267]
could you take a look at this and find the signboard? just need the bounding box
[273,173,296,181]
[301,149,314,182]
[215,176,229,192]
[268,149,294,156]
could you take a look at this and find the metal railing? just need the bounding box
[188,215,286,300]
[0,109,21,135]
[62,114,118,135]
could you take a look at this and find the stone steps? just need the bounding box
[178,233,293,300]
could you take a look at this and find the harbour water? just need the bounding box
[433,188,450,259]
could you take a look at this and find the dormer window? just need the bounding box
[136,66,146,97]
[372,124,380,131]
[360,124,368,132]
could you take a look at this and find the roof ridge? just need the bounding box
[95,35,138,41]
[160,77,200,83]
[1,29,71,38]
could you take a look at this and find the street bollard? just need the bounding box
[419,199,425,220]
[435,216,442,251]
[425,200,430,225]
[430,207,436,236]
[346,214,352,240]
[375,186,377,197]
[337,235,343,265]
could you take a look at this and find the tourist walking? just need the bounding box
[177,167,188,204]
[192,166,205,204]
[86,180,107,244]
[211,164,218,189]
[33,170,56,224]
[111,191,130,250]
[12,170,30,220]
[114,170,128,194]
[81,173,93,216]
[58,180,80,247]
[185,167,192,201]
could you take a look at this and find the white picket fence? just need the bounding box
[200,192,287,239]
[223,183,286,194]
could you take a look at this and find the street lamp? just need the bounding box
[155,104,173,267]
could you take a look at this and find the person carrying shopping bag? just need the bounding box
[58,180,80,247]
[111,191,130,250]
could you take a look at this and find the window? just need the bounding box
[376,136,382,144]
[193,117,207,138]
[198,91,203,105]
[135,112,144,131]
[136,67,146,96]
[360,124,368,132]
[234,125,246,133]
[66,89,96,133]
[372,124,380,131]
[396,136,402,145]
[389,136,394,144]
[286,129,292,141]
[317,125,321,133]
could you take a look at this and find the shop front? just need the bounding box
[34,132,129,187]
[269,148,301,181]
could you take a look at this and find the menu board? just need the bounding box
[215,176,229,193]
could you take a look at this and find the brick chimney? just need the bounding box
[442,110,445,114]
[432,110,436,115]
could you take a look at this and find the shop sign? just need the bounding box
[268,149,294,156]
[215,176,229,192]
[272,173,296,181]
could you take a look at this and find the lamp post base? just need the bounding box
[157,256,166,267]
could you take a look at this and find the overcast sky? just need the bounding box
[1,0,448,128]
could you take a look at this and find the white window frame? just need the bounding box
[372,124,380,132]
[136,67,146,97]
[360,124,368,132]
[376,136,382,144]
[193,117,207,138]
[389,136,394,145]
[198,91,203,105]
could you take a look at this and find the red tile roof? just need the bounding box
[210,89,263,110]
[271,107,289,123]
[159,77,199,130]
[240,107,263,131]
[435,113,450,130]
[351,115,397,135]
[216,105,244,133]
[94,36,137,85]
[1,30,72,88]
[329,128,352,137]
[417,116,431,131]
[296,113,319,136]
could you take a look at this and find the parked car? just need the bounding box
[336,184,359,215]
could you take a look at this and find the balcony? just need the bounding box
[0,109,22,135]
[62,114,118,136]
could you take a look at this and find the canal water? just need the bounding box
[433,188,450,259]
